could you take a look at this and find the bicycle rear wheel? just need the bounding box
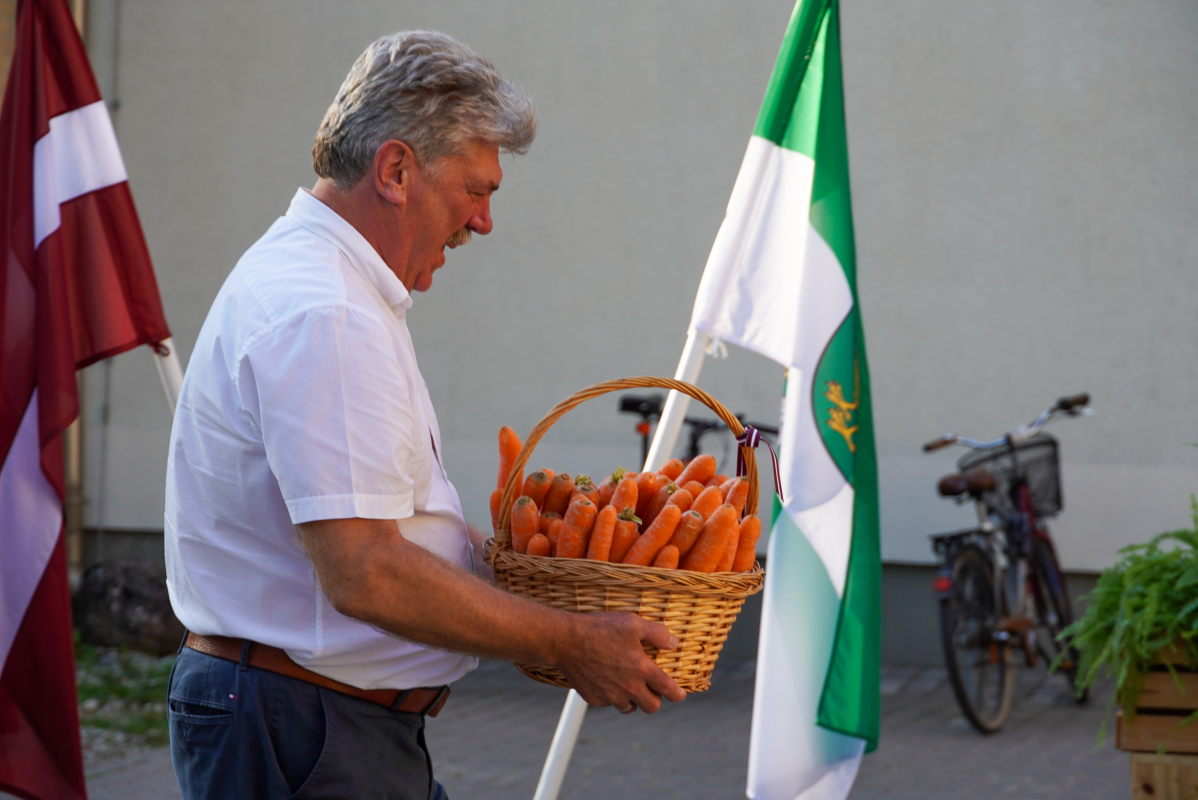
[939,545,1014,733]
[1031,536,1088,703]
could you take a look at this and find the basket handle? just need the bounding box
[492,377,760,552]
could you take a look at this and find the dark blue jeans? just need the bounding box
[168,647,448,799]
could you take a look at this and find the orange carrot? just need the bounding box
[651,544,680,570]
[526,533,551,557]
[731,515,761,572]
[543,473,576,516]
[705,473,729,490]
[571,475,600,508]
[489,488,503,530]
[608,474,639,515]
[497,426,523,490]
[675,454,717,488]
[596,468,627,509]
[657,459,685,481]
[510,495,540,555]
[642,482,677,529]
[681,480,705,500]
[557,496,598,558]
[586,505,618,561]
[539,511,561,535]
[622,505,683,567]
[724,478,750,516]
[716,523,739,572]
[521,470,554,508]
[609,507,641,563]
[666,487,694,514]
[634,472,659,522]
[547,518,564,556]
[680,504,738,573]
[666,510,705,559]
[690,485,725,522]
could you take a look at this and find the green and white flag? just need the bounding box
[688,1,880,797]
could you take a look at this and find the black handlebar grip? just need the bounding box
[1056,392,1090,411]
[923,436,953,452]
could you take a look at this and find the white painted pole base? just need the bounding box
[531,328,712,800]
[151,337,184,414]
[532,689,589,800]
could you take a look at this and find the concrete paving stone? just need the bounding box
[65,656,1131,799]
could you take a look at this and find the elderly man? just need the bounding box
[164,31,683,800]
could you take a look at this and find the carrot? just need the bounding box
[651,544,680,570]
[557,496,598,558]
[666,486,694,514]
[571,475,600,508]
[705,473,729,490]
[497,426,523,490]
[543,473,576,516]
[724,478,750,516]
[585,505,618,561]
[539,511,561,535]
[716,523,739,572]
[608,474,639,515]
[690,485,725,522]
[675,454,717,488]
[521,470,554,508]
[547,518,564,556]
[634,472,659,522]
[622,504,683,567]
[510,495,540,555]
[641,482,677,529]
[657,459,685,481]
[680,504,739,573]
[666,510,705,559]
[595,468,626,509]
[731,515,761,572]
[609,507,641,563]
[489,488,503,530]
[526,533,551,557]
[681,480,705,500]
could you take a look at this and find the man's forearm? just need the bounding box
[299,517,568,665]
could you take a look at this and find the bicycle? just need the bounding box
[618,393,778,472]
[923,393,1093,733]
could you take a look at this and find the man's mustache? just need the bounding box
[446,227,472,248]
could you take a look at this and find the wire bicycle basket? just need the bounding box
[956,433,1062,518]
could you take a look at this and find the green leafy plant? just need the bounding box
[1058,496,1198,746]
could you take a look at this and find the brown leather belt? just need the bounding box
[184,633,450,717]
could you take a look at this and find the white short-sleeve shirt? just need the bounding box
[164,188,478,690]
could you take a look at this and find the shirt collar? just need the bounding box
[285,188,413,313]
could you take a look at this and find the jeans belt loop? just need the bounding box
[239,640,251,672]
[390,689,415,712]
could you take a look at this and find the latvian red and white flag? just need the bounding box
[0,1,171,797]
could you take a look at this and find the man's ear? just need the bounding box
[373,140,417,205]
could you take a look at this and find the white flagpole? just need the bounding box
[151,337,184,413]
[531,327,711,800]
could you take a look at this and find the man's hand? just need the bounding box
[297,517,684,714]
[555,612,686,714]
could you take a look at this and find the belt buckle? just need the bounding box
[426,686,451,718]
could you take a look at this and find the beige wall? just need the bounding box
[78,0,1198,572]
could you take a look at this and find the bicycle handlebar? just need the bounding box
[923,392,1092,454]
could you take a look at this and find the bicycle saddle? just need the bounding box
[936,469,997,498]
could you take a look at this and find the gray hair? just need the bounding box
[313,31,536,189]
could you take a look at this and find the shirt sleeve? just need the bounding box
[236,305,420,524]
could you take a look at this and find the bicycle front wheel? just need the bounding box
[1031,536,1088,703]
[939,545,1014,733]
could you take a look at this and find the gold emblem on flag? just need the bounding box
[823,362,859,453]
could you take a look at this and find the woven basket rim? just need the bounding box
[485,539,764,596]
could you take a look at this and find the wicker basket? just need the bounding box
[485,377,766,693]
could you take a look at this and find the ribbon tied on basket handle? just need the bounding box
[735,425,784,503]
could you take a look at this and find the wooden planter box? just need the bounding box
[1116,642,1198,799]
